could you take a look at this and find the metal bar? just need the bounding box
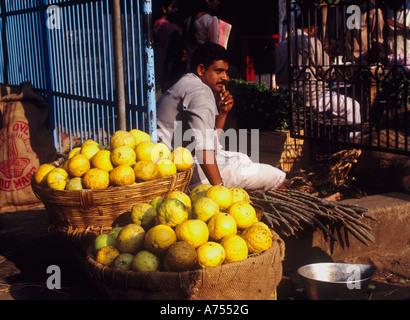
[142,0,156,141]
[113,0,126,131]
[1,1,9,84]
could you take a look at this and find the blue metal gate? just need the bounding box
[0,0,156,153]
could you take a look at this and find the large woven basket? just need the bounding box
[31,158,194,238]
[85,235,285,300]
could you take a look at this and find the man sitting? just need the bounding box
[155,42,286,191]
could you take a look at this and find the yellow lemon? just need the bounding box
[33,163,55,186]
[152,143,171,161]
[110,130,137,150]
[197,242,225,268]
[67,154,90,177]
[191,196,219,223]
[135,141,157,162]
[157,198,189,227]
[227,201,257,229]
[175,219,209,248]
[206,185,232,211]
[91,150,114,172]
[230,187,250,204]
[83,168,110,190]
[109,165,135,186]
[207,212,237,242]
[156,158,177,178]
[133,160,160,182]
[241,223,272,254]
[171,147,193,171]
[131,203,157,230]
[67,147,81,159]
[189,184,212,203]
[252,221,271,232]
[129,129,151,146]
[167,190,191,216]
[144,224,177,255]
[80,144,101,160]
[95,245,120,266]
[220,235,248,263]
[111,146,136,167]
[46,168,69,190]
[82,139,99,147]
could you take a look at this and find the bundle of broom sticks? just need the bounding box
[249,188,376,246]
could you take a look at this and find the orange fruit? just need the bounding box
[109,165,135,186]
[80,144,100,160]
[196,242,225,268]
[33,164,55,186]
[241,222,272,254]
[230,187,250,204]
[189,184,212,203]
[95,245,120,266]
[129,129,151,146]
[111,146,136,167]
[207,212,237,242]
[83,168,110,189]
[67,147,81,159]
[171,147,193,171]
[144,224,177,255]
[157,198,189,227]
[91,150,114,172]
[110,130,137,150]
[46,168,69,190]
[191,196,219,222]
[227,201,257,229]
[156,158,177,178]
[133,160,160,182]
[175,219,209,248]
[116,223,146,254]
[131,203,157,231]
[67,154,90,177]
[135,141,157,162]
[220,235,248,263]
[152,143,171,161]
[167,190,192,217]
[206,185,232,211]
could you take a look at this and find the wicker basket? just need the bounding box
[31,158,194,238]
[85,235,285,300]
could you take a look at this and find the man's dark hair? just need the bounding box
[190,42,229,73]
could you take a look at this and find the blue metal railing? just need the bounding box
[0,0,156,152]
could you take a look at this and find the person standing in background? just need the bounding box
[153,0,187,94]
[183,0,230,69]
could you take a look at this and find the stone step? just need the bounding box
[283,192,410,279]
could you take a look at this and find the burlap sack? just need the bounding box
[0,83,56,213]
[86,233,285,300]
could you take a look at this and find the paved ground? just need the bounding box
[0,206,409,300]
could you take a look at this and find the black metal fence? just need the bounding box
[282,0,409,155]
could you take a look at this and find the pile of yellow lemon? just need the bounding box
[92,185,275,272]
[33,129,194,191]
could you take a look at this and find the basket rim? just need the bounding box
[31,165,194,196]
[86,244,276,277]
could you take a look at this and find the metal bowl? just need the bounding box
[297,262,377,300]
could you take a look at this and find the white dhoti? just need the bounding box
[191,150,286,192]
[318,91,362,124]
